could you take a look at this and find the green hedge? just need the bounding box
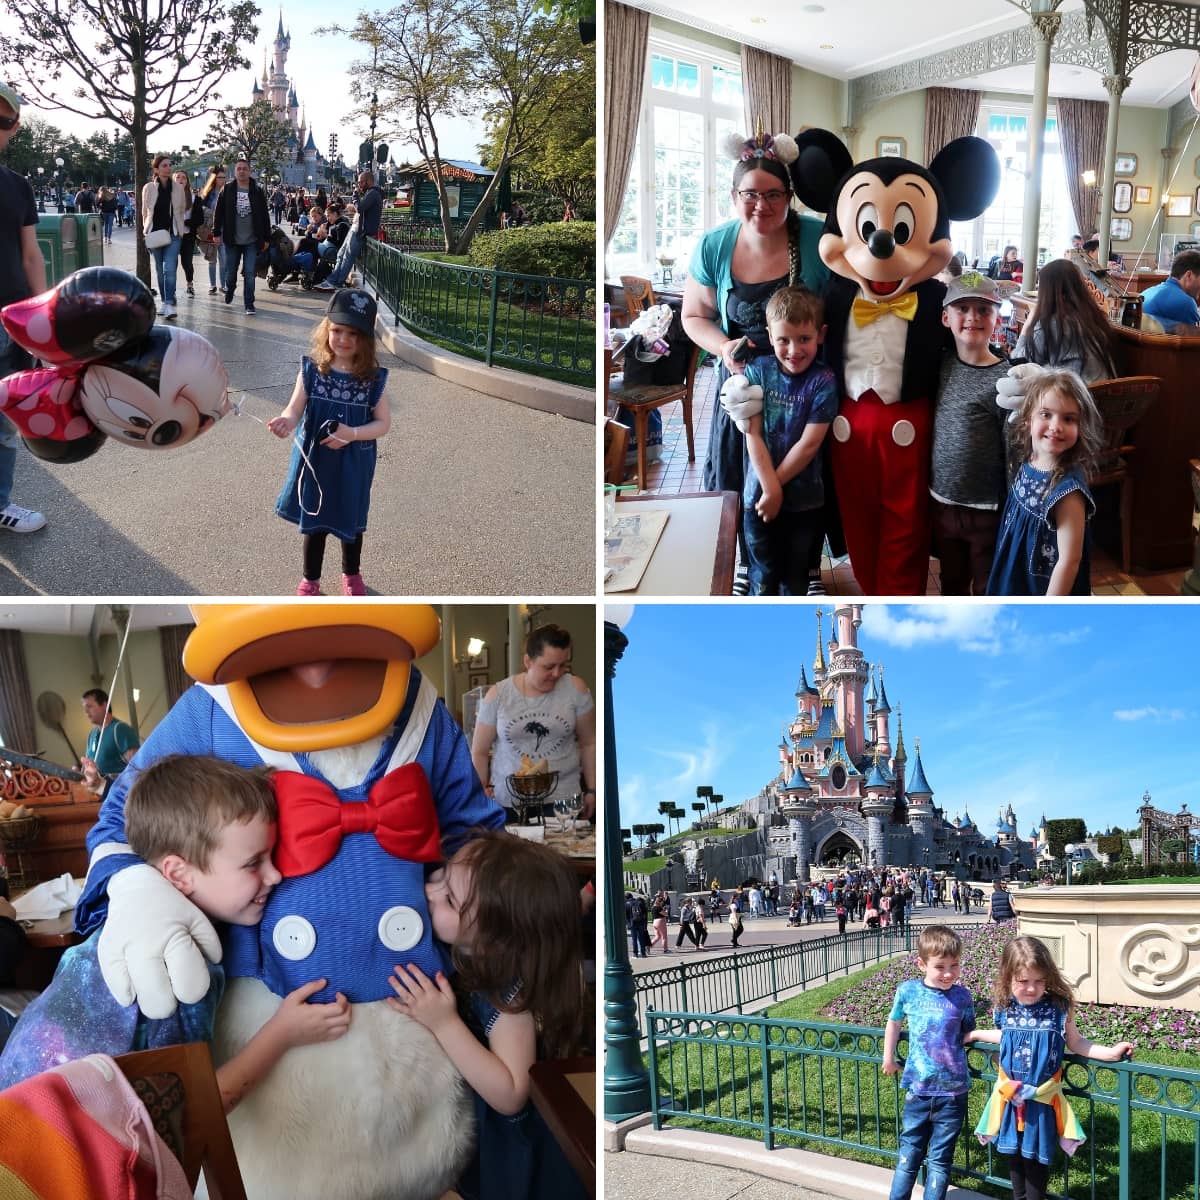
[468,221,595,280]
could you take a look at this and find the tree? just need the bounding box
[692,802,705,826]
[203,98,293,183]
[631,823,647,849]
[341,0,588,253]
[1044,818,1087,861]
[0,0,258,287]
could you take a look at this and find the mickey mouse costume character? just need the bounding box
[789,132,1000,594]
[75,604,506,1200]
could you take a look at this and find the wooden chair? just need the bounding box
[115,1041,247,1200]
[620,274,656,323]
[606,344,701,492]
[603,418,629,486]
[1087,375,1161,573]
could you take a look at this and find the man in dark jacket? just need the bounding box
[989,879,1016,921]
[212,157,270,314]
[315,170,382,291]
[626,892,649,958]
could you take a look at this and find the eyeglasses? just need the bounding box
[0,115,17,132]
[737,189,788,206]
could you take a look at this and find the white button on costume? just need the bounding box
[272,915,317,961]
[377,905,424,953]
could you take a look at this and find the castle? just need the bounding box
[250,12,330,187]
[747,605,1040,883]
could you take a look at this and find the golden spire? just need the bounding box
[814,608,826,675]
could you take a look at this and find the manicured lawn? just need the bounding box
[647,922,1200,1200]
[626,856,667,875]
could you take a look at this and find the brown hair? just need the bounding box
[765,285,824,330]
[448,831,588,1059]
[310,316,379,381]
[525,623,571,660]
[1022,260,1116,378]
[1009,368,1106,489]
[151,154,171,170]
[731,156,801,287]
[200,164,227,201]
[126,754,277,870]
[917,924,962,962]
[1170,250,1200,278]
[992,934,1075,1016]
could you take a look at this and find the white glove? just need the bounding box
[719,374,764,434]
[996,361,1047,421]
[97,864,223,1019]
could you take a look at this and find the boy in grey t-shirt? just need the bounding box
[930,272,1010,594]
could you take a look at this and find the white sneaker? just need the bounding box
[0,503,47,533]
[162,303,177,320]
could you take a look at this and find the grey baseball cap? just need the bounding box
[943,270,1002,307]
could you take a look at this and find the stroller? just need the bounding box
[261,225,330,291]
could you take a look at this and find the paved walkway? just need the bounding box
[0,227,595,595]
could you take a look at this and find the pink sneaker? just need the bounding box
[296,578,322,596]
[341,573,367,596]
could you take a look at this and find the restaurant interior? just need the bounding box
[0,602,596,1198]
[602,0,1200,596]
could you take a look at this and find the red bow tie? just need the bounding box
[272,765,442,878]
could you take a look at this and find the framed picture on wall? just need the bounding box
[468,646,489,670]
[1168,194,1193,218]
[1114,153,1138,176]
[1110,217,1133,241]
[468,672,489,690]
[1113,181,1133,213]
[1134,185,1152,205]
[876,137,905,158]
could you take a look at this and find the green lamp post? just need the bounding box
[603,614,651,1122]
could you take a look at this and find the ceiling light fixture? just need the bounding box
[749,16,767,23]
[819,43,834,50]
[802,3,825,10]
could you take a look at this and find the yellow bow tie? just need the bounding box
[852,292,919,328]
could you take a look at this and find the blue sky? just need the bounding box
[606,602,1200,841]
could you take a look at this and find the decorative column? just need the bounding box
[602,619,650,1122]
[1021,10,1062,295]
[1156,146,1179,256]
[1098,73,1131,265]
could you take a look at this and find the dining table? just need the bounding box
[528,1055,596,1197]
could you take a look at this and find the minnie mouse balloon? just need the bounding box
[0,268,155,366]
[78,325,230,448]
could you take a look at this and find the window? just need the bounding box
[956,102,1076,270]
[607,35,744,276]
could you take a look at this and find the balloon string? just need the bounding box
[229,391,323,517]
[95,611,134,757]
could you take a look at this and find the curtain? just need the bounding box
[603,0,649,244]
[1057,97,1108,239]
[0,630,36,753]
[159,625,192,708]
[923,87,982,164]
[741,46,792,141]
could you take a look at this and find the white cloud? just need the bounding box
[1113,706,1187,722]
[863,605,1009,654]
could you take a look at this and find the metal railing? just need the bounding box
[360,239,594,384]
[632,924,964,1032]
[646,1009,1200,1200]
[379,215,482,251]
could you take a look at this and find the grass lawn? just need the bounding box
[623,827,747,872]
[626,856,667,875]
[1104,875,1200,886]
[647,922,1200,1200]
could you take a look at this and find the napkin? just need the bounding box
[13,872,83,921]
[507,824,546,842]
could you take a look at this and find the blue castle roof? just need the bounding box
[876,670,892,714]
[865,759,890,789]
[906,748,933,796]
[785,767,811,793]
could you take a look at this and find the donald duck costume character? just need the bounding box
[75,604,505,1200]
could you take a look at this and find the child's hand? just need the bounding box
[882,1057,900,1075]
[319,423,354,450]
[267,414,297,438]
[269,979,351,1047]
[755,482,782,522]
[1111,1041,1135,1061]
[386,963,456,1033]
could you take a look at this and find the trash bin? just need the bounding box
[34,213,104,286]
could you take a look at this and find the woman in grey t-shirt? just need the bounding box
[470,624,596,820]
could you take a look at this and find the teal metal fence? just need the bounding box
[632,925,970,1032]
[646,1008,1200,1200]
[379,215,478,251]
[360,239,594,384]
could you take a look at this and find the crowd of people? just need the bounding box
[623,866,1012,956]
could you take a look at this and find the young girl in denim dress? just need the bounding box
[968,935,1133,1200]
[387,831,590,1200]
[269,288,390,595]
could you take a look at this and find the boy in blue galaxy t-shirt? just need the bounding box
[739,286,837,595]
[882,925,976,1200]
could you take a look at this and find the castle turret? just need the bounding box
[813,609,827,685]
[906,737,934,863]
[829,604,869,760]
[795,663,819,724]
[780,765,816,882]
[862,753,892,869]
[874,667,892,761]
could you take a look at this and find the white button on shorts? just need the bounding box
[892,419,916,447]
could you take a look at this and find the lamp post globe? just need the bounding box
[1064,844,1076,885]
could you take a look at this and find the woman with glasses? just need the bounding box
[198,165,227,295]
[681,132,828,592]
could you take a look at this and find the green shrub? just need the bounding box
[468,221,595,280]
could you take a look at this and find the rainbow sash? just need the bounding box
[974,1066,1085,1157]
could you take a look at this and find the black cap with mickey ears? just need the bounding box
[325,287,376,335]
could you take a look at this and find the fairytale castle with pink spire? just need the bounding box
[250,11,329,187]
[753,605,1038,882]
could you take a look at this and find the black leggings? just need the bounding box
[303,531,363,580]
[1009,1155,1051,1200]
